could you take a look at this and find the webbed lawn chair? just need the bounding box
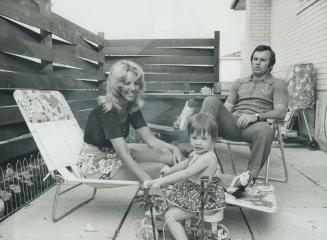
[14,90,139,223]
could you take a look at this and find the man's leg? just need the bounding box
[239,122,274,177]
[201,96,274,178]
[201,96,241,140]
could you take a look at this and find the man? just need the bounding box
[201,45,289,182]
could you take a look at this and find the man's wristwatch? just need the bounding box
[255,113,260,122]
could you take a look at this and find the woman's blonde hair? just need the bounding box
[98,60,145,112]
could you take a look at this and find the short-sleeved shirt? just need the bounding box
[225,74,289,118]
[83,105,147,148]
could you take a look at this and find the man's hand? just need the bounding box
[237,114,258,128]
[172,147,183,165]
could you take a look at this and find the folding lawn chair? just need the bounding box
[14,90,140,223]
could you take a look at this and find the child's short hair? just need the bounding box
[187,112,218,139]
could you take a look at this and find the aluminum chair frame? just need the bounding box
[219,120,288,184]
[14,89,140,224]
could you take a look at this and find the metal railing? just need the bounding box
[0,152,55,222]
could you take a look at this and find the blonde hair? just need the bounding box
[98,60,145,112]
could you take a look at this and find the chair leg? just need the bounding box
[258,124,288,183]
[264,156,270,184]
[227,144,237,175]
[301,109,313,142]
[51,182,97,223]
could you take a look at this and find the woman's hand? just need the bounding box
[172,147,183,165]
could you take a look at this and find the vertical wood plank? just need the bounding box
[214,31,221,94]
[39,0,53,73]
[98,32,106,81]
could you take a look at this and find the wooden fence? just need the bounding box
[105,34,220,127]
[0,0,104,163]
[0,0,220,163]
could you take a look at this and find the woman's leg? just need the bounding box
[165,207,195,240]
[130,145,173,165]
[111,162,165,181]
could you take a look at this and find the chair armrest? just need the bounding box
[267,119,285,124]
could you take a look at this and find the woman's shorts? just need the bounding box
[78,144,123,179]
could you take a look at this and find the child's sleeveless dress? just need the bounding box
[166,150,226,212]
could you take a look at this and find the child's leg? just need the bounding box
[164,207,195,240]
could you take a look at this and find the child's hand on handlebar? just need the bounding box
[143,180,152,189]
[160,165,170,176]
[143,179,161,189]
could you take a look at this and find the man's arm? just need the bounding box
[260,79,289,120]
[237,79,289,128]
[259,104,288,120]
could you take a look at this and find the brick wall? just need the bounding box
[241,0,271,76]
[270,0,327,150]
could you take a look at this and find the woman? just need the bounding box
[81,60,183,183]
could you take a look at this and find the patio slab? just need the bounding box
[0,184,139,240]
[243,208,327,240]
[0,146,327,240]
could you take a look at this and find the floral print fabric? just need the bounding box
[78,144,123,179]
[167,179,226,212]
[287,63,315,109]
[14,90,73,123]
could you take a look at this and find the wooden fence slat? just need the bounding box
[0,32,52,61]
[106,56,214,65]
[0,89,98,108]
[0,71,99,90]
[104,46,214,56]
[0,16,40,43]
[50,13,100,46]
[69,100,97,113]
[145,82,213,92]
[62,90,99,101]
[0,49,43,74]
[104,63,214,74]
[0,99,96,126]
[105,38,215,47]
[0,1,50,31]
[52,44,103,77]
[0,90,16,107]
[0,123,29,142]
[77,45,104,63]
[11,0,40,12]
[0,137,37,163]
[145,73,215,83]
[0,106,23,125]
[142,92,225,100]
[52,66,101,79]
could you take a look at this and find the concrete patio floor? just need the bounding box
[0,143,327,240]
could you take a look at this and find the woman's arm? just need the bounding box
[111,137,151,183]
[136,126,184,164]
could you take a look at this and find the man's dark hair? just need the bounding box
[250,45,276,70]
